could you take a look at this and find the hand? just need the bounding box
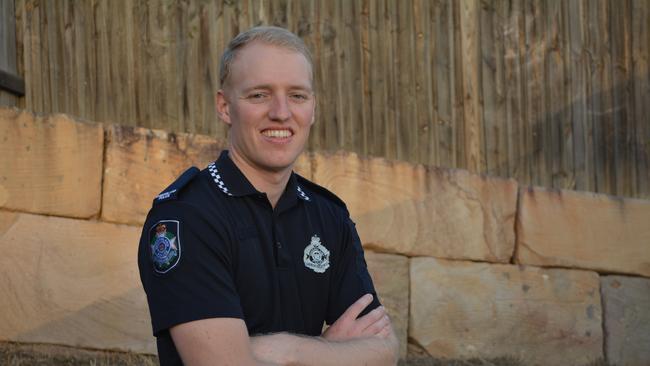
[322,294,393,341]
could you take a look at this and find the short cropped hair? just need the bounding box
[219,26,313,88]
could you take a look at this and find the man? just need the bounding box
[138,26,398,365]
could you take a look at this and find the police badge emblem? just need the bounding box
[149,220,181,274]
[303,235,330,273]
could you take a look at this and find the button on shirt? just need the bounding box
[138,151,381,365]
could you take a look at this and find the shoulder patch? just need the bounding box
[149,220,181,274]
[295,175,348,210]
[153,167,200,205]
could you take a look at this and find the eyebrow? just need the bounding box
[242,84,314,93]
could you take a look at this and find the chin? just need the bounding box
[260,154,298,172]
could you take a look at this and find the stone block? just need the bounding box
[601,275,650,366]
[409,257,602,366]
[0,211,154,354]
[101,125,225,225]
[310,152,517,262]
[517,187,650,277]
[365,251,409,360]
[0,108,103,218]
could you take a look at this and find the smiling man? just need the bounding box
[138,26,398,366]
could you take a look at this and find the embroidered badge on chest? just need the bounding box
[303,235,330,273]
[149,220,181,274]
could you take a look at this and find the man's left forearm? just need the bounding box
[251,331,399,366]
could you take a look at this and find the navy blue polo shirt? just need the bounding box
[138,150,381,365]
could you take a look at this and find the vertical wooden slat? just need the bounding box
[458,0,481,173]
[609,0,634,197]
[587,0,614,194]
[452,0,464,169]
[424,0,439,166]
[567,0,590,192]
[320,0,339,150]
[413,0,430,164]
[480,0,506,176]
[13,0,26,109]
[545,0,570,189]
[38,1,51,114]
[502,0,524,181]
[394,0,415,161]
[385,0,398,160]
[631,0,649,198]
[523,0,545,186]
[434,0,454,168]
[0,0,20,107]
[359,0,371,157]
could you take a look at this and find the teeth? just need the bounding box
[262,129,292,138]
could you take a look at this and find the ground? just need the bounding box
[0,341,611,366]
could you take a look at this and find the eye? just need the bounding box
[290,93,311,102]
[246,92,269,103]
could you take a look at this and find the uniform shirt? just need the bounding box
[138,150,381,365]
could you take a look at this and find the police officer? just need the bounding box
[138,26,398,365]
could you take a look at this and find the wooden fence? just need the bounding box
[11,0,650,198]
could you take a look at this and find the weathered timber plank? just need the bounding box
[459,0,481,173]
[610,0,635,197]
[545,0,570,190]
[567,0,591,192]
[434,0,454,168]
[631,0,650,198]
[587,0,615,195]
[502,0,525,182]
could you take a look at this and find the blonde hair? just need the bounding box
[219,26,313,87]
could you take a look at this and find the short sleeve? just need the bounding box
[138,201,243,336]
[326,216,381,325]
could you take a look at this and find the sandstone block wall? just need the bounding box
[1,108,648,365]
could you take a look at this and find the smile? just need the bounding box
[261,129,293,138]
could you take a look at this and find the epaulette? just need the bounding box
[296,174,348,211]
[153,167,200,205]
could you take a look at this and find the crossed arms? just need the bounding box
[170,294,399,366]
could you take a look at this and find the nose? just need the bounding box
[268,95,292,121]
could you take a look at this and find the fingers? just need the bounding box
[355,305,386,331]
[376,323,392,338]
[362,313,390,335]
[340,293,374,321]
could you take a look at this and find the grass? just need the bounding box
[0,342,157,366]
[1,341,614,366]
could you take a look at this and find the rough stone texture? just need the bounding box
[101,125,225,225]
[517,187,650,277]
[365,251,409,360]
[311,152,517,262]
[601,275,650,366]
[0,108,103,218]
[0,211,154,354]
[410,257,602,366]
[102,125,313,226]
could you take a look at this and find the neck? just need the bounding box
[228,149,292,208]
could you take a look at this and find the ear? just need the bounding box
[216,90,232,125]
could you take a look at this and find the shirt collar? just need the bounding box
[208,150,311,204]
